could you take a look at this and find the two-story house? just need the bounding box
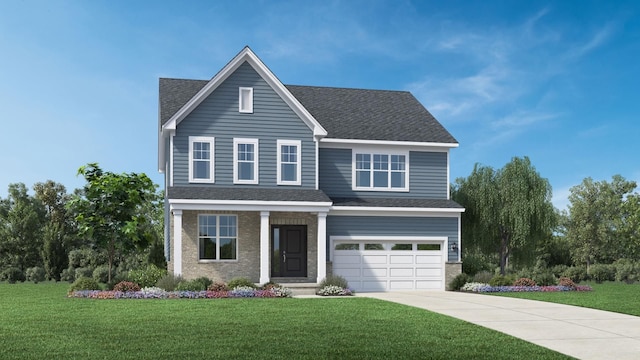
[158,47,463,292]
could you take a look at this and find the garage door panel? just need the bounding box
[362,255,387,264]
[389,255,414,264]
[390,268,413,277]
[389,280,414,290]
[416,280,442,290]
[362,267,387,277]
[335,255,361,264]
[416,268,442,277]
[362,281,387,291]
[416,255,441,264]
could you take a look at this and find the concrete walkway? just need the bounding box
[358,291,640,360]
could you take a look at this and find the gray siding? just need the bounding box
[173,62,315,188]
[326,216,459,262]
[319,148,448,198]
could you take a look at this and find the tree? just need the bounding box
[566,175,638,266]
[0,183,46,271]
[452,157,555,274]
[69,163,158,283]
[33,181,71,280]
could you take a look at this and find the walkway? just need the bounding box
[358,291,640,360]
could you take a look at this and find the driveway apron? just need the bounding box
[359,291,640,360]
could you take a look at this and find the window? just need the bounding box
[418,244,441,251]
[277,140,301,185]
[239,87,253,113]
[353,151,408,191]
[198,215,237,261]
[391,244,412,250]
[335,243,359,250]
[188,137,215,183]
[364,243,384,250]
[233,138,258,184]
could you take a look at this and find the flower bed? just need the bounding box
[68,286,293,299]
[317,285,354,296]
[461,282,592,293]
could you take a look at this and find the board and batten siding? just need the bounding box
[173,62,316,188]
[326,216,459,262]
[319,148,448,198]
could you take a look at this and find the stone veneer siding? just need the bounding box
[169,210,318,283]
[445,262,462,290]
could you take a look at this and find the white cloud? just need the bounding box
[552,185,572,211]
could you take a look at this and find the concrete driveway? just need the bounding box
[358,291,640,360]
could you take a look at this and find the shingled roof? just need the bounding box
[159,78,458,144]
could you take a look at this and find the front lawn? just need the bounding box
[0,282,571,359]
[492,282,640,316]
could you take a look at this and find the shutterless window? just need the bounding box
[239,87,253,113]
[188,137,214,183]
[234,138,258,184]
[277,140,301,185]
[354,151,407,190]
[199,215,237,261]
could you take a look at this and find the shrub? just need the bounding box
[532,271,556,286]
[208,281,229,292]
[176,279,206,291]
[92,265,110,284]
[550,265,569,278]
[261,280,281,290]
[26,267,46,283]
[472,270,494,283]
[127,265,167,288]
[69,277,101,292]
[613,259,639,284]
[513,277,537,287]
[448,273,470,291]
[155,273,183,291]
[489,275,514,287]
[227,277,257,289]
[113,281,141,292]
[589,264,615,283]
[557,276,576,289]
[319,274,349,289]
[461,252,494,277]
[68,248,105,268]
[563,266,588,283]
[193,276,213,290]
[74,267,93,280]
[60,267,75,282]
[1,267,26,283]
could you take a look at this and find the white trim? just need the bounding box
[172,210,183,276]
[233,138,259,184]
[259,211,270,284]
[446,150,450,200]
[169,199,332,213]
[161,47,327,138]
[188,136,215,183]
[321,138,458,149]
[457,213,462,262]
[239,87,253,113]
[277,139,302,186]
[169,134,174,187]
[314,138,319,190]
[330,206,464,217]
[352,149,409,192]
[316,212,328,283]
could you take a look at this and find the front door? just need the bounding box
[271,225,307,277]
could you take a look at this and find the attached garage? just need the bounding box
[331,236,446,292]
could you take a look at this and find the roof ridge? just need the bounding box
[285,84,410,93]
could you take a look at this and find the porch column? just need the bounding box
[259,211,270,284]
[172,209,183,276]
[316,212,328,283]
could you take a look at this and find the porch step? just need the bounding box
[279,282,319,296]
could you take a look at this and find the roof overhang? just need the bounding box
[320,138,459,151]
[169,198,333,213]
[329,206,465,217]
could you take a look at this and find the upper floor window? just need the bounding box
[189,136,215,183]
[199,214,237,261]
[353,151,408,191]
[233,138,258,184]
[239,87,253,113]
[277,139,301,185]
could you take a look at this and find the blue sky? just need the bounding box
[1,0,638,209]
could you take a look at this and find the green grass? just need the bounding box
[0,282,571,359]
[492,282,640,316]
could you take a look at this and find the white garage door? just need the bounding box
[331,238,445,292]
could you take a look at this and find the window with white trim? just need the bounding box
[233,138,258,184]
[188,136,215,183]
[239,87,253,113]
[198,214,237,261]
[277,139,301,185]
[353,151,408,190]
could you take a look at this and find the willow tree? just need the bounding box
[453,157,555,274]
